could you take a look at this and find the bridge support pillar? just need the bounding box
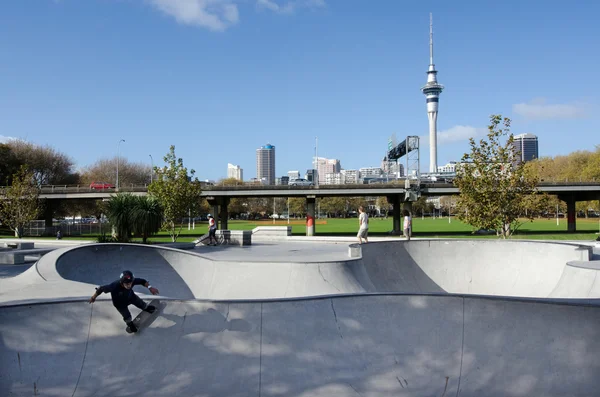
[306,196,316,236]
[388,195,402,235]
[566,195,576,233]
[43,200,54,228]
[220,197,229,230]
[558,194,577,232]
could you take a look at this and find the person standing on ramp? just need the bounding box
[357,206,369,244]
[88,270,160,333]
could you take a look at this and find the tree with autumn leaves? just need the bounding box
[454,115,544,238]
[148,146,203,242]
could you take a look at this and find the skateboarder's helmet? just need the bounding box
[120,270,134,284]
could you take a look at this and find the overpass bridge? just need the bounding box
[4,182,600,235]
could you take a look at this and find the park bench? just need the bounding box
[0,248,54,265]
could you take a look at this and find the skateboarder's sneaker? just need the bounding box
[126,321,138,333]
[144,305,156,314]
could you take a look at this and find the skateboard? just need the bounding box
[126,299,161,334]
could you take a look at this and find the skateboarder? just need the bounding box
[88,270,160,333]
[207,214,218,245]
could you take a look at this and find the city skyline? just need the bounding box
[0,1,597,182]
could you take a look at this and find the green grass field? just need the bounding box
[2,217,599,243]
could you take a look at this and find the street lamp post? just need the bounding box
[149,154,154,184]
[116,139,125,190]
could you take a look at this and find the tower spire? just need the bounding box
[421,13,444,173]
[429,13,434,69]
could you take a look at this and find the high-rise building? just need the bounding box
[341,169,359,184]
[305,169,317,183]
[256,144,276,185]
[314,157,341,184]
[421,13,444,173]
[325,173,344,185]
[288,171,300,181]
[227,163,243,181]
[512,133,539,163]
[381,159,405,177]
[359,167,384,179]
[437,161,457,174]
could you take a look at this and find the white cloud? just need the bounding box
[512,98,588,120]
[0,135,17,144]
[256,0,326,14]
[149,0,239,31]
[421,125,486,145]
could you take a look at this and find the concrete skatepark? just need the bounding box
[1,238,600,396]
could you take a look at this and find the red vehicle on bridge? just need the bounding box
[89,181,115,190]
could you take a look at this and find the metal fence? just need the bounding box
[23,220,110,237]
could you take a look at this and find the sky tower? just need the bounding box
[421,13,444,173]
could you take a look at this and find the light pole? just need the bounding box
[149,154,154,184]
[116,139,125,190]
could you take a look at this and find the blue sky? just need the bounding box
[0,0,598,182]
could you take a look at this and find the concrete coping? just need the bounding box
[566,260,600,270]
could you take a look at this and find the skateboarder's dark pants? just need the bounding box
[115,293,147,323]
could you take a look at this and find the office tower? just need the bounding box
[314,157,341,184]
[305,169,317,183]
[227,163,243,181]
[513,133,539,163]
[256,143,276,185]
[288,171,300,180]
[341,169,359,184]
[437,161,457,173]
[421,13,444,173]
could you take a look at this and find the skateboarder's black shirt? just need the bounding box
[96,278,148,307]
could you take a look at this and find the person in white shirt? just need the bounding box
[403,210,412,241]
[207,214,218,246]
[357,206,369,244]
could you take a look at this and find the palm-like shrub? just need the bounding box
[130,196,163,244]
[105,194,163,243]
[105,193,137,242]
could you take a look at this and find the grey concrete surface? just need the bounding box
[1,239,600,396]
[1,296,599,397]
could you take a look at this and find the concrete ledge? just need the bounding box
[348,244,362,258]
[0,248,54,264]
[217,230,252,246]
[160,242,196,250]
[252,226,292,240]
[3,242,34,249]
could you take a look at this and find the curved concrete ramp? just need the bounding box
[359,240,599,298]
[2,240,599,306]
[1,243,372,303]
[1,296,600,396]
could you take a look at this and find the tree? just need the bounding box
[148,146,202,242]
[454,115,540,238]
[412,196,433,217]
[376,196,390,216]
[439,196,458,216]
[319,197,346,217]
[0,144,23,186]
[0,166,41,238]
[6,140,78,185]
[288,198,306,217]
[130,196,163,244]
[80,157,154,187]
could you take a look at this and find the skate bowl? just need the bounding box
[2,240,599,302]
[1,240,600,396]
